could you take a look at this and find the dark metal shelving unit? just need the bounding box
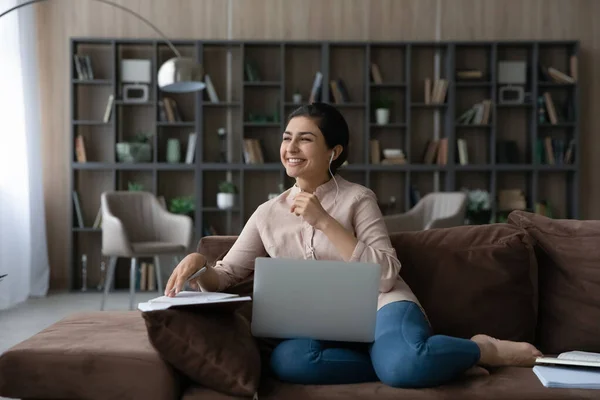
[69,38,580,289]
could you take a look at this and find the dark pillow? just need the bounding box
[390,223,538,343]
[508,210,600,354]
[142,308,261,397]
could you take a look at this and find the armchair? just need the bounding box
[383,192,467,233]
[100,191,193,310]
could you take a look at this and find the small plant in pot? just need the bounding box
[169,196,195,219]
[116,131,152,163]
[217,181,237,210]
[465,189,492,225]
[373,96,393,125]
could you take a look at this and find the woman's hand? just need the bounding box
[164,253,207,297]
[291,192,333,231]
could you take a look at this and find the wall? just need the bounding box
[35,0,600,290]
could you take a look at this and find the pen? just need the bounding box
[166,266,207,295]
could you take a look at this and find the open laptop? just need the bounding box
[251,257,381,343]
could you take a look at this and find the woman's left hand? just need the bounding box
[291,192,332,230]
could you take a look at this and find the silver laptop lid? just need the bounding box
[251,257,381,343]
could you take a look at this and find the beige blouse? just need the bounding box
[212,175,421,310]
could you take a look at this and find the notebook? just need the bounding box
[138,291,251,312]
[534,351,600,389]
[533,366,600,389]
[536,351,600,369]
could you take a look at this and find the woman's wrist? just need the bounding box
[316,214,335,232]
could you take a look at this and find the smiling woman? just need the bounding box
[165,102,542,389]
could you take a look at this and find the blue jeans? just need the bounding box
[270,301,481,388]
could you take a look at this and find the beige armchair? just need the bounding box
[383,192,467,233]
[100,191,193,310]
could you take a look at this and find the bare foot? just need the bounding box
[471,334,543,367]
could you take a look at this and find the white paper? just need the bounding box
[138,291,250,311]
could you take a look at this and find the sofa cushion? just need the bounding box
[390,223,538,342]
[508,210,600,354]
[0,311,181,400]
[142,307,261,397]
[181,368,598,400]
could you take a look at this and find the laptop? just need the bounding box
[251,257,381,343]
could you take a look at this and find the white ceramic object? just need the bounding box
[217,193,235,209]
[375,108,390,125]
[383,148,404,159]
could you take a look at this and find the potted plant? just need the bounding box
[127,181,144,191]
[168,196,195,219]
[465,189,492,225]
[373,96,393,125]
[217,181,237,210]
[116,131,152,163]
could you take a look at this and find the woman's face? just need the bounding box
[280,116,332,181]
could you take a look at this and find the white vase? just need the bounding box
[292,93,302,104]
[375,108,390,125]
[217,193,235,210]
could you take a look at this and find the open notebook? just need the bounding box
[536,351,600,369]
[138,291,251,312]
[534,351,600,389]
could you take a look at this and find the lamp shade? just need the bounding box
[158,57,205,93]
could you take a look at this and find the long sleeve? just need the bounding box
[212,205,268,291]
[348,191,401,293]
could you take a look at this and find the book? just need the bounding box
[138,291,251,311]
[533,366,600,389]
[536,351,600,369]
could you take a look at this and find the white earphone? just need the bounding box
[329,151,335,164]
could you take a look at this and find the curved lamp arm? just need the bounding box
[1,0,205,92]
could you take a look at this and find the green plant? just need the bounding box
[127,181,144,191]
[169,196,195,215]
[372,96,393,110]
[466,189,491,212]
[218,180,237,194]
[132,131,152,144]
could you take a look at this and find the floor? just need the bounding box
[1,291,158,399]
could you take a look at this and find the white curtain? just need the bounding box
[0,0,49,309]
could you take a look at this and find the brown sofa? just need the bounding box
[1,210,599,400]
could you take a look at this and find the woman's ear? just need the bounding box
[331,145,343,161]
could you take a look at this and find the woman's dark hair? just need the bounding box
[286,102,349,174]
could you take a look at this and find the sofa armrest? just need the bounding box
[196,236,238,266]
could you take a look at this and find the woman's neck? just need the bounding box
[295,174,331,193]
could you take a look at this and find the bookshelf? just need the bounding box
[69,39,580,290]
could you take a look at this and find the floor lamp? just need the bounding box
[0,0,206,93]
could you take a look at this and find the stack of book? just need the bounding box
[534,351,600,389]
[424,78,448,104]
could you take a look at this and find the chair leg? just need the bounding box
[154,256,163,294]
[129,258,137,310]
[100,256,117,311]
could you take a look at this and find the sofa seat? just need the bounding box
[0,311,182,400]
[182,368,599,400]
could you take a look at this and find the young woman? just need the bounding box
[164,103,542,388]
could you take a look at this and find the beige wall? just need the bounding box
[36,0,600,290]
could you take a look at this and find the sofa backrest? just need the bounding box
[197,224,539,344]
[508,210,600,354]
